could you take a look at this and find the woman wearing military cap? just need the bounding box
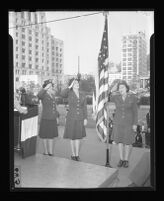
[108,80,138,168]
[61,77,88,161]
[37,79,59,156]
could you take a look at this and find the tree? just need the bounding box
[80,75,95,95]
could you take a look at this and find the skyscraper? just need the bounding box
[121,31,147,88]
[9,11,64,88]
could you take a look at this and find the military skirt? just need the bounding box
[39,118,58,139]
[63,117,86,140]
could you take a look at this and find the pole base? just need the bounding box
[105,163,112,168]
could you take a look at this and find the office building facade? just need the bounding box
[9,11,64,89]
[121,31,147,88]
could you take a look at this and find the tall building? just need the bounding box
[108,62,122,86]
[121,31,147,88]
[8,11,64,89]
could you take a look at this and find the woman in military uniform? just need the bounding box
[108,80,138,168]
[37,79,59,156]
[61,78,88,161]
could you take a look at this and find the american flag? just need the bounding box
[96,15,110,142]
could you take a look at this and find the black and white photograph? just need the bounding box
[9,10,155,190]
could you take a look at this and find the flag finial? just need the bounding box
[103,11,109,17]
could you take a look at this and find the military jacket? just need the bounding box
[37,89,59,120]
[110,92,138,126]
[61,88,87,120]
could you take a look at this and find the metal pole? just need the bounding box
[105,120,112,167]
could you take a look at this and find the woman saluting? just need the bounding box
[61,78,88,161]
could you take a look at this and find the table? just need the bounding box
[14,105,38,158]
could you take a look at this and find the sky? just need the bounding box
[45,11,154,75]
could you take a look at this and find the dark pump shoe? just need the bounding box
[71,156,76,161]
[75,156,80,161]
[117,159,124,167]
[48,153,54,156]
[123,160,129,168]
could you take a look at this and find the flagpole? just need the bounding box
[103,11,112,168]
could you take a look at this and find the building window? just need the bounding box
[29,43,32,47]
[123,53,126,57]
[16,54,18,59]
[128,62,132,65]
[21,12,24,18]
[22,34,25,39]
[29,36,32,41]
[22,55,25,60]
[128,48,132,52]
[22,63,25,68]
[22,41,25,46]
[35,58,39,62]
[29,57,32,61]
[35,13,38,23]
[123,62,126,66]
[16,46,18,51]
[36,51,38,56]
[35,45,38,49]
[16,77,19,82]
[123,58,126,61]
[22,27,25,32]
[16,32,18,37]
[29,64,32,69]
[56,47,58,51]
[35,65,38,69]
[22,48,25,53]
[35,32,38,37]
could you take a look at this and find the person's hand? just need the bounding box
[20,108,27,114]
[57,118,59,125]
[132,125,137,132]
[44,83,52,90]
[84,119,87,126]
[68,79,75,89]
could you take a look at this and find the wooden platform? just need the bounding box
[14,154,118,188]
